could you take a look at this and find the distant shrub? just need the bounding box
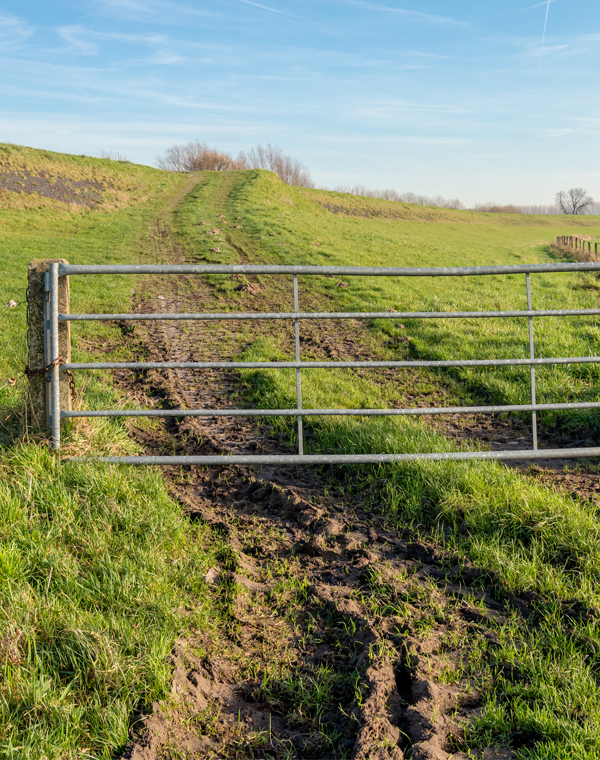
[518,204,559,215]
[472,203,522,214]
[325,185,465,210]
[238,144,314,188]
[156,141,246,172]
[97,149,130,162]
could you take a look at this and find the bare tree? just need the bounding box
[156,140,314,187]
[97,149,129,162]
[556,188,595,215]
[156,140,247,172]
[239,144,314,187]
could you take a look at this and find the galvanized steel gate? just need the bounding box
[44,261,600,465]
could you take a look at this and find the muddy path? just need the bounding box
[117,282,519,760]
[112,180,592,759]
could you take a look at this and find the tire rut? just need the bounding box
[115,199,519,760]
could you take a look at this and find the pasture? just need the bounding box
[2,148,600,758]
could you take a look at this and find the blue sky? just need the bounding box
[0,0,598,205]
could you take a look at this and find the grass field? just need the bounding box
[0,146,221,760]
[173,170,600,758]
[3,152,600,758]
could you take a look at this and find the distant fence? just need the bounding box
[556,236,599,257]
[27,259,600,466]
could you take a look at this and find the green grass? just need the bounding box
[0,143,184,411]
[0,448,218,759]
[0,146,222,759]
[246,174,600,428]
[4,155,600,758]
[172,170,600,758]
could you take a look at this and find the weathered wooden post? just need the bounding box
[596,242,598,257]
[27,259,71,430]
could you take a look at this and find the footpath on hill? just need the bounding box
[13,151,600,759]
[114,172,535,760]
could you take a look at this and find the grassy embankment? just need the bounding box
[4,151,600,758]
[0,145,222,759]
[173,170,600,759]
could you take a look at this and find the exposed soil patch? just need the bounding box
[120,445,520,760]
[0,168,105,206]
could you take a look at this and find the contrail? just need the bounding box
[539,0,551,67]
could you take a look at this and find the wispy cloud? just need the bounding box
[93,0,220,24]
[525,0,559,11]
[53,25,219,63]
[57,26,100,55]
[539,0,551,66]
[144,51,187,65]
[334,0,467,26]
[232,0,368,48]
[0,11,34,50]
[236,0,289,15]
[366,99,468,114]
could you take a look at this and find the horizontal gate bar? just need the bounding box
[66,447,600,465]
[61,400,600,419]
[61,307,600,322]
[59,262,600,277]
[62,356,600,371]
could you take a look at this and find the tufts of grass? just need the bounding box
[0,442,219,759]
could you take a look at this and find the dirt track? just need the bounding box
[99,198,557,760]
[110,183,600,759]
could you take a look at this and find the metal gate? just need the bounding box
[44,261,600,465]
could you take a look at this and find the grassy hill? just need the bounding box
[179,170,600,429]
[2,149,600,758]
[174,171,600,759]
[0,146,219,759]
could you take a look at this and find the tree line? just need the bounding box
[155,141,597,215]
[156,140,314,188]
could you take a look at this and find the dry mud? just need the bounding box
[0,168,105,205]
[109,212,591,759]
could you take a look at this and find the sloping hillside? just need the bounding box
[2,156,600,759]
[0,143,164,211]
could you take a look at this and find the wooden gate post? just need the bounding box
[27,259,71,430]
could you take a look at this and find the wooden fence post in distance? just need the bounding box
[27,259,71,430]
